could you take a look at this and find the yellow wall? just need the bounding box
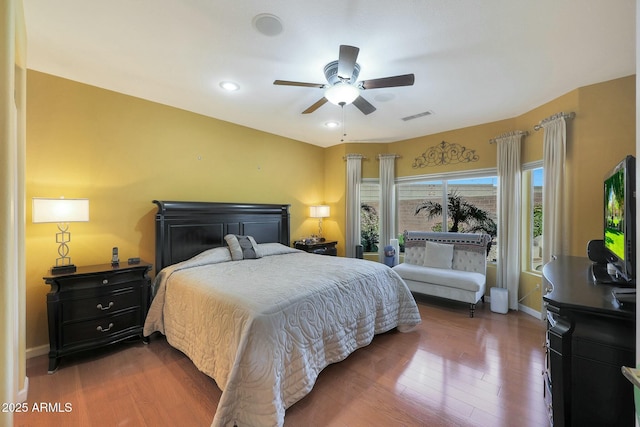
[569,77,636,253]
[25,71,636,349]
[26,70,326,349]
[389,118,514,178]
[322,144,347,256]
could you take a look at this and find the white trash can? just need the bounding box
[490,287,508,314]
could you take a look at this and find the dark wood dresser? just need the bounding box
[542,256,635,426]
[294,240,338,256]
[44,262,152,373]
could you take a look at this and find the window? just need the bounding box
[522,165,543,271]
[360,181,380,253]
[397,171,498,260]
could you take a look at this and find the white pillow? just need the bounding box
[423,241,454,269]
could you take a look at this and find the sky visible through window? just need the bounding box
[532,168,543,186]
[448,177,498,186]
[438,171,542,187]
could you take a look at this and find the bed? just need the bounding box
[143,201,421,427]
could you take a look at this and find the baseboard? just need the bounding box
[485,296,543,320]
[17,376,28,403]
[26,344,48,359]
[518,303,543,320]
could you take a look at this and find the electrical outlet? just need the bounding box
[535,283,541,290]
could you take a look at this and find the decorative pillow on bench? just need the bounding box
[423,241,454,269]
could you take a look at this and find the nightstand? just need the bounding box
[43,261,152,373]
[294,240,338,256]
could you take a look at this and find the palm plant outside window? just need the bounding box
[397,176,498,260]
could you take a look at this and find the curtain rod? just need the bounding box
[488,130,529,144]
[534,111,575,131]
[377,154,401,159]
[342,154,367,160]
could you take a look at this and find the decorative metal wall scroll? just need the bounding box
[412,140,479,168]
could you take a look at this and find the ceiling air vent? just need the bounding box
[402,110,434,121]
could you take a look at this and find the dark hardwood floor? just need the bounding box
[15,298,548,427]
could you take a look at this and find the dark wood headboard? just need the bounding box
[153,200,291,273]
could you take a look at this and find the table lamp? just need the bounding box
[310,205,330,238]
[32,197,90,274]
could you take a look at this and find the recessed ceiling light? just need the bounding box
[252,13,283,37]
[325,121,340,128]
[219,81,240,91]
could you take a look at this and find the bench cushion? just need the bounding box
[392,262,485,293]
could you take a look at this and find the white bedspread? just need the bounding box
[144,244,421,427]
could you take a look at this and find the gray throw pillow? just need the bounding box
[224,234,262,260]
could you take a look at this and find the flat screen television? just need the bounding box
[603,155,636,283]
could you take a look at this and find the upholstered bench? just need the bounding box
[392,231,491,317]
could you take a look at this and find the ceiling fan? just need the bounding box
[274,45,415,115]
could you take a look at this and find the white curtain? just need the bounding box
[378,155,396,262]
[496,134,522,310]
[542,117,567,263]
[345,154,363,258]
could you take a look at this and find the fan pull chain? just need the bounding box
[341,104,346,142]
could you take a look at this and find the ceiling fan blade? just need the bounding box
[302,97,328,114]
[274,80,325,88]
[338,45,359,79]
[353,96,376,115]
[360,73,415,90]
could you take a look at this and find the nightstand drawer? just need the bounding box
[61,308,142,348]
[61,288,140,322]
[58,270,143,293]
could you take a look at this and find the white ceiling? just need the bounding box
[23,0,636,148]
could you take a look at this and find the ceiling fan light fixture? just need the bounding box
[324,83,359,106]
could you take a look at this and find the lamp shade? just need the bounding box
[310,205,330,218]
[32,198,90,223]
[324,83,360,106]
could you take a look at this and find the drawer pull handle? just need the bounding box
[102,279,109,285]
[96,302,114,311]
[96,323,114,332]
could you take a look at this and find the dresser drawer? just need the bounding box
[61,308,142,348]
[61,288,140,322]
